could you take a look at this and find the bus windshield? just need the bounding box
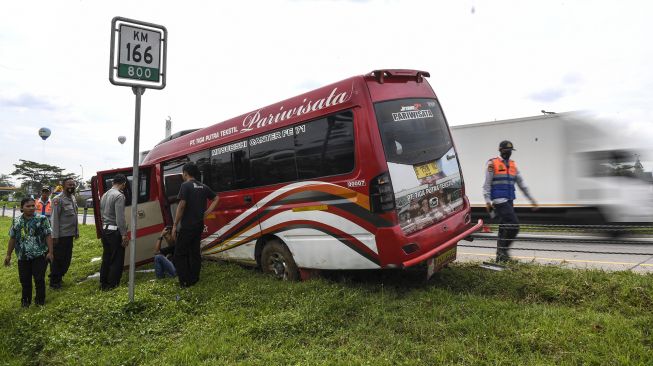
[374,98,463,234]
[374,98,452,165]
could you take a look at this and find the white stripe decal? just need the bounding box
[259,210,377,253]
[202,180,357,248]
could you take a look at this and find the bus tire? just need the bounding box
[261,239,299,281]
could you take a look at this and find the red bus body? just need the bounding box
[92,69,482,275]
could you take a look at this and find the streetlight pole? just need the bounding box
[79,164,84,185]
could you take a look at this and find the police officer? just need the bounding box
[34,187,53,220]
[483,141,538,262]
[49,177,79,289]
[99,174,129,290]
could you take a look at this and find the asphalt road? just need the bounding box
[0,208,95,225]
[458,233,653,273]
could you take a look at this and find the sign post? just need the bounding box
[109,17,167,302]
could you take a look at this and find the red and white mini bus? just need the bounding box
[92,69,482,280]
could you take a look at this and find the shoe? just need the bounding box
[49,283,62,290]
[21,300,30,308]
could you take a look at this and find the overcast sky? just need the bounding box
[1,0,652,182]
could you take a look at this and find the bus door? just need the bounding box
[98,167,164,267]
[163,148,260,264]
[161,159,187,225]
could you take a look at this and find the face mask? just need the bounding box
[500,150,512,160]
[66,187,75,194]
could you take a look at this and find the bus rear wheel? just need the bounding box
[261,239,299,281]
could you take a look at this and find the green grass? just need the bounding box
[1,217,652,365]
[484,223,653,235]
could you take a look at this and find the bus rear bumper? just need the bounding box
[402,219,483,268]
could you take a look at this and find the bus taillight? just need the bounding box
[370,172,396,213]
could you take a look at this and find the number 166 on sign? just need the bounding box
[118,25,161,82]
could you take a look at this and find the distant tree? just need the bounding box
[10,159,80,197]
[0,174,12,186]
[0,174,14,200]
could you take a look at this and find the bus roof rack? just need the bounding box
[367,69,430,84]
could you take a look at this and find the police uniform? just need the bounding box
[99,187,127,290]
[482,141,536,262]
[49,192,79,288]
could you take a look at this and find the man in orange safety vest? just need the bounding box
[34,187,53,221]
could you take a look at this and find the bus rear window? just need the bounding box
[374,99,452,164]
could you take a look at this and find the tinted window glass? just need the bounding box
[249,127,297,186]
[101,169,150,206]
[295,111,355,179]
[233,148,251,189]
[162,159,187,202]
[208,140,250,191]
[189,150,213,188]
[374,99,452,165]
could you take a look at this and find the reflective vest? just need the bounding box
[490,157,517,200]
[35,198,52,217]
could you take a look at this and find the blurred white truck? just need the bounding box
[451,112,653,224]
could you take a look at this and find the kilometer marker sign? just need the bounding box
[109,17,167,89]
[118,25,161,81]
[108,17,167,303]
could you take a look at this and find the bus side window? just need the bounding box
[162,159,187,203]
[164,174,183,203]
[295,110,355,179]
[233,149,251,189]
[207,149,233,191]
[250,130,297,186]
[101,171,149,206]
[189,150,212,188]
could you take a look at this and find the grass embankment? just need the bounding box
[0,217,652,365]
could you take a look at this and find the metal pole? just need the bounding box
[128,86,144,302]
[82,201,88,225]
[2,205,5,217]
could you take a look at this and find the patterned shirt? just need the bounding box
[9,215,52,260]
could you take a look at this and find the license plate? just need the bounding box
[427,246,457,279]
[414,161,439,179]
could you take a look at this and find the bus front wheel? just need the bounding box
[261,239,299,281]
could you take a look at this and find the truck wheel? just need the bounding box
[261,239,299,281]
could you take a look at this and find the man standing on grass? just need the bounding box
[99,174,129,290]
[172,162,219,287]
[49,177,79,289]
[34,187,53,221]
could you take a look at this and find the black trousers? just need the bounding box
[174,225,203,287]
[100,230,125,289]
[494,200,520,261]
[49,236,74,285]
[18,255,47,306]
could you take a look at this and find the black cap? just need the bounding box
[499,140,516,151]
[41,186,51,192]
